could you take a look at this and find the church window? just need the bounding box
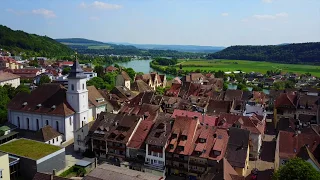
[71,84,74,91]
[69,117,72,125]
[27,118,30,130]
[56,121,59,132]
[53,139,55,144]
[82,84,84,90]
[36,119,39,130]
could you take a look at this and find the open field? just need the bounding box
[176,59,320,76]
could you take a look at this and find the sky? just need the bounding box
[0,0,319,46]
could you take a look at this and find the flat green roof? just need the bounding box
[0,139,61,160]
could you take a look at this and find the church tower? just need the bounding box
[66,54,89,131]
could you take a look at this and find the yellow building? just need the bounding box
[0,152,10,180]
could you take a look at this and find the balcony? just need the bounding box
[144,163,165,171]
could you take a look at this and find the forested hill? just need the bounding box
[0,25,73,57]
[207,42,320,64]
[55,38,106,45]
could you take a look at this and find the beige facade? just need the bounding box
[0,153,10,180]
[0,77,20,88]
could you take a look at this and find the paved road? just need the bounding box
[245,122,276,180]
[57,140,84,175]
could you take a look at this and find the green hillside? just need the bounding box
[0,25,73,57]
[207,42,320,64]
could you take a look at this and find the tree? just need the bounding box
[215,70,224,78]
[28,59,39,67]
[252,85,263,91]
[94,65,104,77]
[87,77,106,89]
[62,67,71,75]
[103,72,117,87]
[39,75,51,85]
[124,68,136,80]
[223,82,228,91]
[179,64,182,70]
[15,84,30,95]
[273,158,320,180]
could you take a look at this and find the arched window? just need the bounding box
[56,121,59,132]
[27,118,30,130]
[71,84,74,91]
[17,117,20,128]
[82,84,85,90]
[36,119,39,130]
[69,117,72,125]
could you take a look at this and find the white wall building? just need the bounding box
[0,72,20,88]
[7,60,106,142]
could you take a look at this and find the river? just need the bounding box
[115,59,269,93]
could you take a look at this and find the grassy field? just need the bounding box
[176,59,320,76]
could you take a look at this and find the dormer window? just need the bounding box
[199,138,206,143]
[169,144,174,149]
[213,150,221,156]
[51,105,56,110]
[37,104,42,109]
[177,146,184,151]
[22,102,28,106]
[96,98,105,103]
[171,133,177,139]
[181,135,187,141]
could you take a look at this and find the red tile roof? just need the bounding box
[166,116,198,155]
[127,120,154,149]
[278,130,320,159]
[7,83,75,116]
[218,113,265,134]
[172,109,217,126]
[275,92,297,108]
[105,66,118,72]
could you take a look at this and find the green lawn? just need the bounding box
[177,59,320,76]
[0,139,61,160]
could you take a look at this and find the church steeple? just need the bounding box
[68,52,86,79]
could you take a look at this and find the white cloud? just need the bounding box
[80,1,122,10]
[262,0,273,3]
[253,12,288,20]
[221,13,229,17]
[32,8,56,18]
[89,16,100,21]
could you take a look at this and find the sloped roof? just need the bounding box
[127,120,154,149]
[87,86,107,107]
[146,112,172,146]
[121,71,131,81]
[225,128,250,168]
[35,125,61,142]
[7,83,75,116]
[224,90,243,101]
[278,130,320,159]
[207,100,232,115]
[275,92,298,108]
[131,80,153,92]
[166,116,198,155]
[0,71,20,82]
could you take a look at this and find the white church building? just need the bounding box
[7,60,107,142]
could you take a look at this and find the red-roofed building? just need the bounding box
[126,120,154,168]
[218,113,266,159]
[274,92,298,127]
[172,109,217,127]
[275,129,320,170]
[187,126,229,179]
[0,56,22,70]
[165,116,199,177]
[105,66,119,73]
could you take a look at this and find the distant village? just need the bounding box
[0,50,319,180]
